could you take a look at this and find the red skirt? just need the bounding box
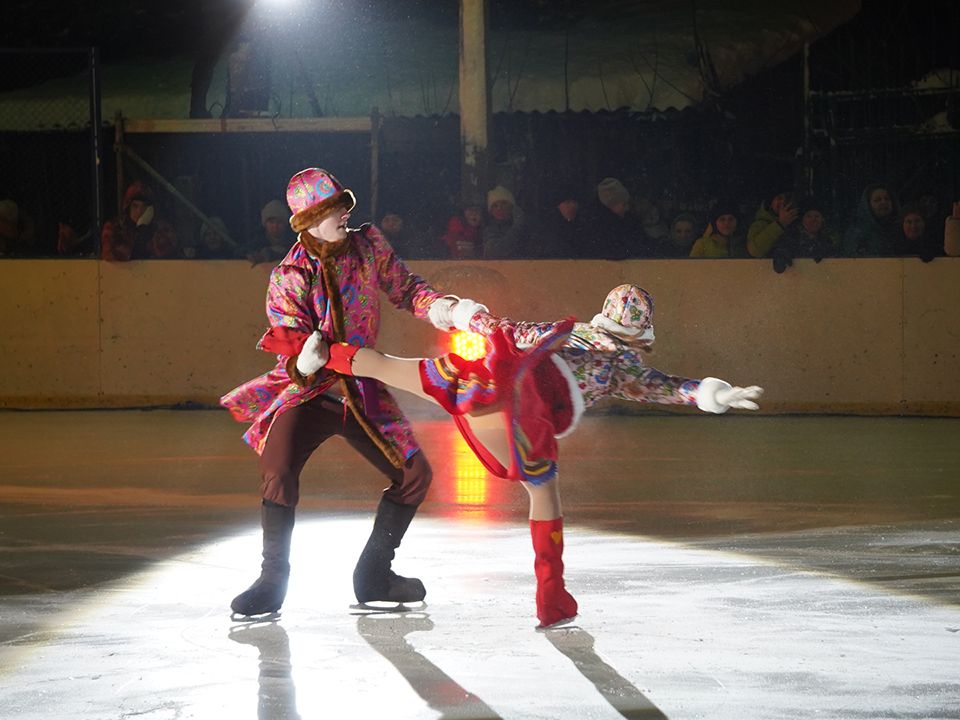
[419,319,576,484]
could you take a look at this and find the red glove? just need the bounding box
[257,326,311,356]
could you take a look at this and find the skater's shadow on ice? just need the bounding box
[228,619,302,720]
[545,626,667,720]
[356,612,503,720]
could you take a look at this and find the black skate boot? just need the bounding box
[353,496,426,604]
[231,500,295,616]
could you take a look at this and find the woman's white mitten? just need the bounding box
[696,377,763,413]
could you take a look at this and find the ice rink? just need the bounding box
[2,408,959,719]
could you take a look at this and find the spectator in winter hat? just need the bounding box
[583,178,645,259]
[482,185,531,259]
[667,213,699,257]
[247,199,295,266]
[598,178,630,217]
[379,211,444,259]
[747,189,798,258]
[195,216,238,259]
[100,181,179,261]
[895,202,943,262]
[440,198,484,259]
[843,184,901,256]
[690,200,746,258]
[771,196,841,272]
[527,184,583,259]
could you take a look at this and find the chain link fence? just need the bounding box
[0,48,103,257]
[806,0,960,220]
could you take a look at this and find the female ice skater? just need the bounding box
[261,284,763,627]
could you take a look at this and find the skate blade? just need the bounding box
[536,615,579,631]
[349,600,427,615]
[230,611,281,624]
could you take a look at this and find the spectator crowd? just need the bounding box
[2,177,959,267]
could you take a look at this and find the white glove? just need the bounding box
[427,296,489,332]
[427,296,459,331]
[696,377,763,413]
[451,298,488,331]
[296,331,329,376]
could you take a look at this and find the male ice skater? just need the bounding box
[222,167,476,616]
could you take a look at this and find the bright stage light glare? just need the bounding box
[450,331,486,361]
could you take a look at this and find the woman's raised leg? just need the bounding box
[350,349,434,403]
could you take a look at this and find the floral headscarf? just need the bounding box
[591,284,654,338]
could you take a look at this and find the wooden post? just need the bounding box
[802,42,812,195]
[459,0,490,205]
[370,106,380,223]
[114,110,125,216]
[88,46,103,244]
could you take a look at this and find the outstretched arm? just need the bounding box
[587,352,762,412]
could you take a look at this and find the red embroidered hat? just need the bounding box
[285,168,356,233]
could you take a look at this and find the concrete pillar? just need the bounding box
[459,0,490,204]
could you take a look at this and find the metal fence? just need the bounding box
[804,0,960,220]
[0,48,103,257]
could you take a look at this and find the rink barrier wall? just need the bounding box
[1,257,958,415]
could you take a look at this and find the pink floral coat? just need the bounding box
[221,225,443,455]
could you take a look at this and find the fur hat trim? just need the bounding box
[289,190,356,233]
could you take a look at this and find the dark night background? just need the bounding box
[2,0,959,257]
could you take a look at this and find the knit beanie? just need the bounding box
[487,185,516,211]
[591,284,654,338]
[710,199,740,228]
[286,168,356,233]
[122,181,153,209]
[201,216,229,242]
[597,178,629,210]
[261,199,290,226]
[765,188,794,211]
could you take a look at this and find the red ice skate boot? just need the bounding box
[530,517,578,628]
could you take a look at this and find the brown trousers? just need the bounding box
[258,394,432,508]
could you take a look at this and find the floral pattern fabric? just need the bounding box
[469,314,700,409]
[221,224,443,455]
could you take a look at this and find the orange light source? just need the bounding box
[450,331,487,361]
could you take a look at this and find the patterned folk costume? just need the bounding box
[222,168,451,618]
[404,284,762,627]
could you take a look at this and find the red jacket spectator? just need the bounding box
[101,182,179,261]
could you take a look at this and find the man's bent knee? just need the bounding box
[383,451,432,507]
[260,471,300,507]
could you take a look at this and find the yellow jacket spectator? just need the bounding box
[690,202,745,258]
[747,192,797,258]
